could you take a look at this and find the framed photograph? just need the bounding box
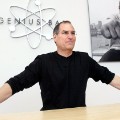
[88,0,120,62]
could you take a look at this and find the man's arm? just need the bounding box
[110,75,120,90]
[0,83,12,103]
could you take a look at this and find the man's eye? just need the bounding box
[63,31,68,34]
[71,32,75,35]
[61,31,76,36]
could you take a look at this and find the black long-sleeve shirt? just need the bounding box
[6,51,115,110]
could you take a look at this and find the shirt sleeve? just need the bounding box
[88,54,115,84]
[6,55,42,95]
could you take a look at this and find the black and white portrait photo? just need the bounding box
[88,0,120,62]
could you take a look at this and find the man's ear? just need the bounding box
[53,34,57,42]
[53,34,56,39]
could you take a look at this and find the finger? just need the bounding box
[101,25,112,39]
[115,22,120,38]
[107,21,118,39]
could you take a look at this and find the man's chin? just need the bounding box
[66,47,74,51]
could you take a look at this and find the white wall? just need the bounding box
[0,0,120,114]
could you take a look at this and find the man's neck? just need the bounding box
[57,50,73,58]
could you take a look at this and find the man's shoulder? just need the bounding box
[35,52,55,59]
[73,51,91,62]
[74,51,89,56]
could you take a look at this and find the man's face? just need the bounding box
[54,23,76,51]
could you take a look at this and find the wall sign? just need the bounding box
[1,0,58,49]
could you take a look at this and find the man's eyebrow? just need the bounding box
[62,30,75,32]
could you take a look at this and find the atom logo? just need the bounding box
[9,0,56,49]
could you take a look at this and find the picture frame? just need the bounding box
[88,0,120,62]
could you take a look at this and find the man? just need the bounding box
[100,16,120,62]
[0,20,120,110]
